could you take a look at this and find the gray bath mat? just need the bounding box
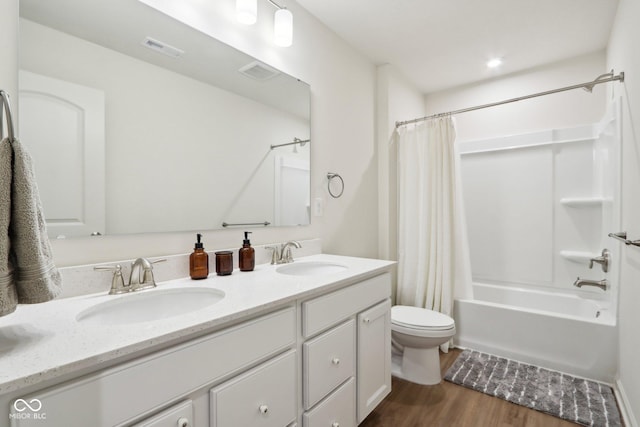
[444,349,622,427]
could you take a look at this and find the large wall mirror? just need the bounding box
[18,0,311,238]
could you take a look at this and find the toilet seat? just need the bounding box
[391,306,455,332]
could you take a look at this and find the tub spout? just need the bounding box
[573,277,608,291]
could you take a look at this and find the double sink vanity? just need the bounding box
[0,252,394,427]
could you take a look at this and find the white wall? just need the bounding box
[376,65,425,261]
[0,0,18,118]
[425,51,607,141]
[607,0,640,422]
[11,0,378,265]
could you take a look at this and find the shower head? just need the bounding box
[582,72,614,92]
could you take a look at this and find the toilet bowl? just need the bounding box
[391,305,456,385]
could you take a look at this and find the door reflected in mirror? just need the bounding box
[18,0,311,238]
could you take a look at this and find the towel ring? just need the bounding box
[0,90,16,141]
[327,172,344,198]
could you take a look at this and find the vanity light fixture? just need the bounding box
[273,7,293,47]
[236,0,293,47]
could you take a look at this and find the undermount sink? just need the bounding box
[276,261,348,276]
[76,287,225,325]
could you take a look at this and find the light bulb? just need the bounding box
[237,0,257,25]
[274,8,293,47]
[487,58,502,68]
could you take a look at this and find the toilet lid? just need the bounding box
[391,305,455,331]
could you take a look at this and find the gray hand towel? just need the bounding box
[10,139,62,303]
[0,138,62,316]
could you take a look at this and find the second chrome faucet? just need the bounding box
[266,241,302,265]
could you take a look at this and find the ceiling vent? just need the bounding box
[238,61,280,81]
[141,37,184,58]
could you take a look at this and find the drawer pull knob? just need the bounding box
[259,404,269,414]
[363,318,371,323]
[177,417,190,427]
[332,357,340,365]
[332,422,340,427]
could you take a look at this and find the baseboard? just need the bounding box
[615,379,639,427]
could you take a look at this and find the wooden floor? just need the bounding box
[360,348,579,427]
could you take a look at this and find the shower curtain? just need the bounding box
[395,116,472,351]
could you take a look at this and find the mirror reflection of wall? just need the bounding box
[18,0,311,238]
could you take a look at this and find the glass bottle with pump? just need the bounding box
[190,233,209,279]
[239,231,255,272]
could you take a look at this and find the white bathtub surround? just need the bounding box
[459,106,620,304]
[453,110,620,386]
[395,116,473,351]
[455,283,617,383]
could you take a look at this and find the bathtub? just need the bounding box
[453,283,617,383]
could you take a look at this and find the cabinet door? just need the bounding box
[210,350,297,427]
[357,299,391,423]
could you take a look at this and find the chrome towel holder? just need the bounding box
[608,231,640,248]
[327,172,344,198]
[0,90,17,141]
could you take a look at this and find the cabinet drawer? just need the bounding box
[210,350,297,427]
[303,320,355,409]
[132,400,192,427]
[302,273,390,337]
[10,308,295,427]
[303,378,356,427]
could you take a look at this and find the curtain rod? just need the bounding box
[395,70,625,128]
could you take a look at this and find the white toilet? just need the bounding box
[391,305,456,385]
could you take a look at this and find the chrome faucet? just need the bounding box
[589,249,610,272]
[266,241,302,264]
[129,257,164,291]
[94,257,166,295]
[573,277,608,291]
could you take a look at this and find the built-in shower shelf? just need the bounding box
[559,250,598,263]
[559,197,609,207]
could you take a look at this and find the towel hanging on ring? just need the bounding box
[0,90,62,317]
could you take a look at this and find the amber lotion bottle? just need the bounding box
[239,231,255,272]
[190,233,209,279]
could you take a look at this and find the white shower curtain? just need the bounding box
[395,116,472,351]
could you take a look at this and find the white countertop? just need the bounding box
[0,254,394,394]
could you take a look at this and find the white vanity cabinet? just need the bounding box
[301,272,391,426]
[9,308,296,427]
[4,265,392,427]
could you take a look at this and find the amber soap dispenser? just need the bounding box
[190,233,209,280]
[239,231,255,272]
